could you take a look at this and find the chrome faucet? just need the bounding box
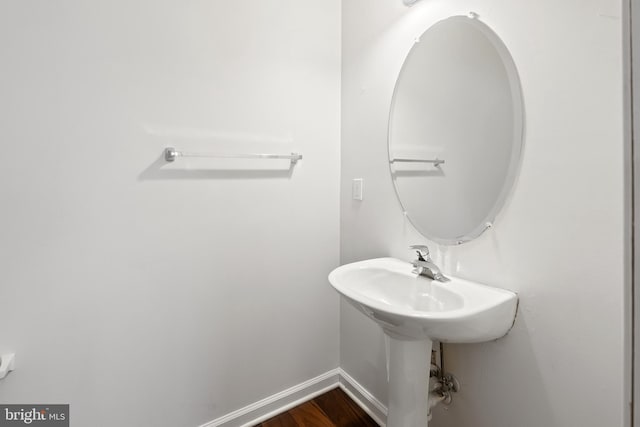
[410,245,449,282]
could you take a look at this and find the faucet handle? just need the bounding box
[410,244,431,262]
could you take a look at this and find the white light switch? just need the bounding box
[352,178,363,201]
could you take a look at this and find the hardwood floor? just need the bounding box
[254,388,379,427]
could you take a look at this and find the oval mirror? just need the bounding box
[388,15,524,245]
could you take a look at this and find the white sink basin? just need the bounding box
[329,257,518,343]
[329,257,518,426]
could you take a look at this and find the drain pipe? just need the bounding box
[428,343,460,420]
[440,342,445,377]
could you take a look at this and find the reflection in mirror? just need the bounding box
[388,15,524,244]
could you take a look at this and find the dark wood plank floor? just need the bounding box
[255,388,379,427]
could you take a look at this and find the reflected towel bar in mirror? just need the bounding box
[389,157,445,167]
[164,147,303,165]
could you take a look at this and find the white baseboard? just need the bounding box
[199,368,387,427]
[338,369,387,426]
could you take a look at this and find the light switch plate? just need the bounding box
[352,178,363,201]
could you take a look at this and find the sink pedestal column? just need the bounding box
[386,334,433,427]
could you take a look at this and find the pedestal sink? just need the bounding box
[329,258,518,427]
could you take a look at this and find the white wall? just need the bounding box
[0,1,341,426]
[341,1,627,426]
